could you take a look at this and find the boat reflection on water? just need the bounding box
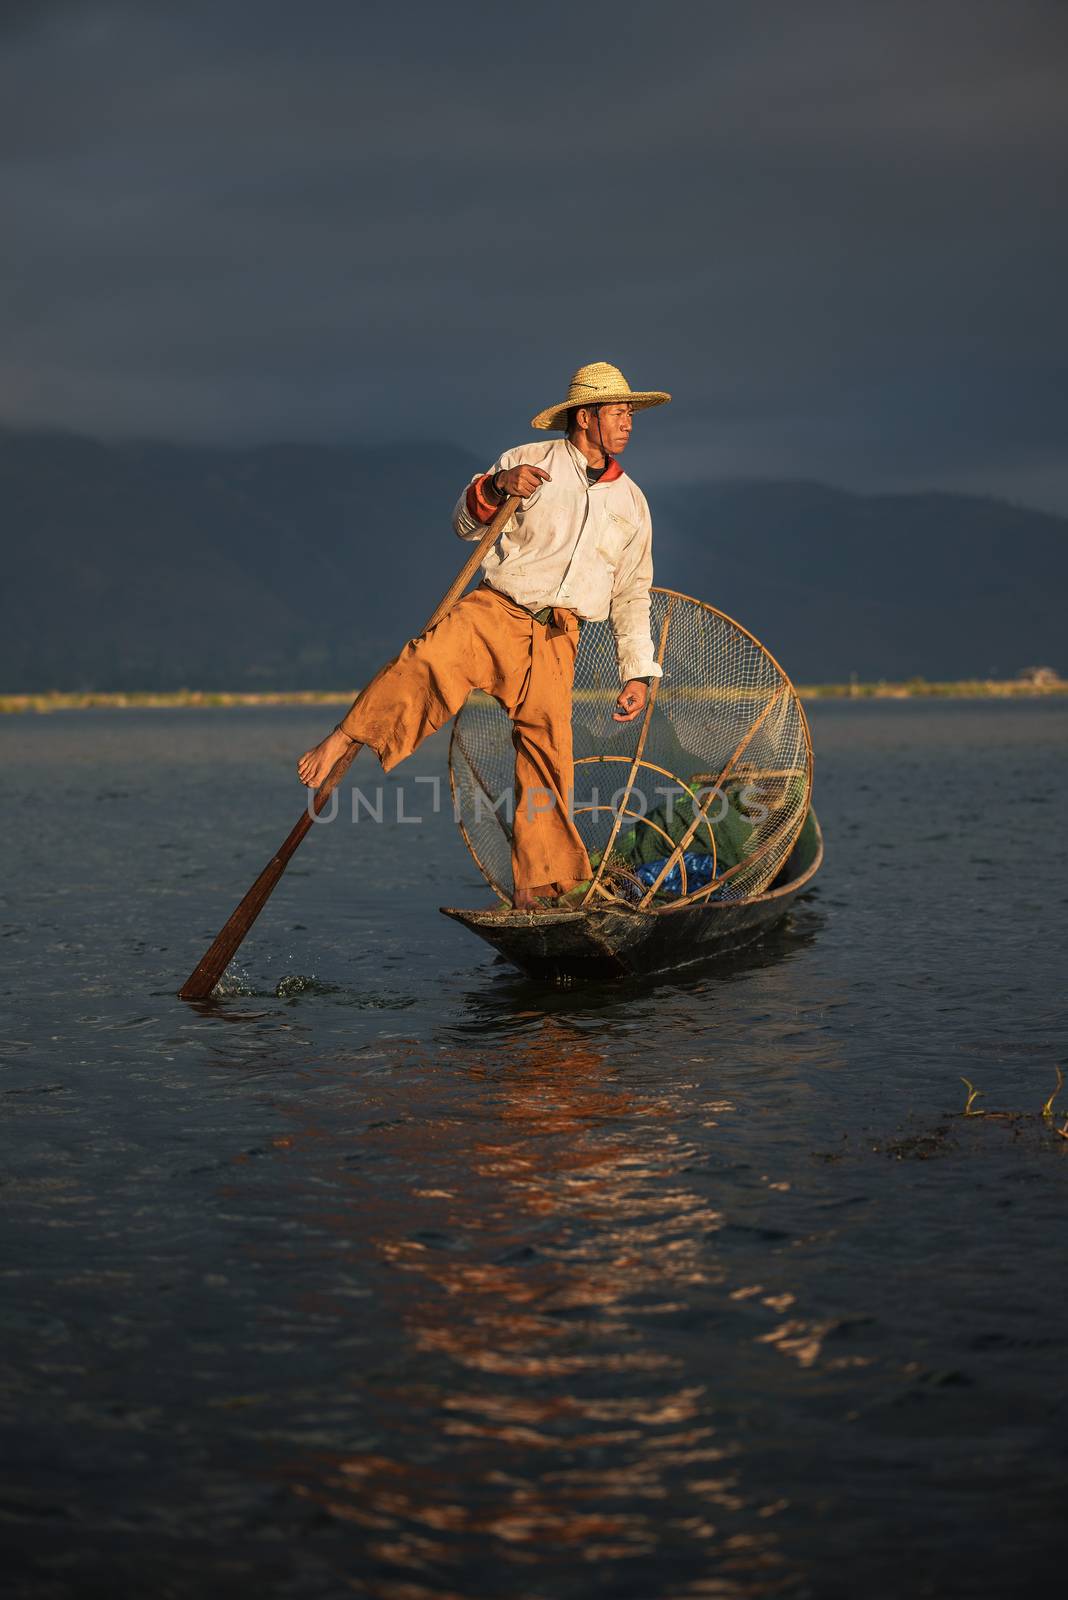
[257,974,843,1597]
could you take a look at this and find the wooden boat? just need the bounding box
[441,810,823,984]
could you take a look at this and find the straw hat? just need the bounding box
[530,361,671,432]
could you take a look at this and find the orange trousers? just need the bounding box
[339,585,592,895]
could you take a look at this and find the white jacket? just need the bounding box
[452,437,661,683]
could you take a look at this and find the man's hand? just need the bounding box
[297,727,355,789]
[495,463,551,500]
[613,680,648,722]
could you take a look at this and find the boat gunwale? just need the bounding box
[441,813,823,928]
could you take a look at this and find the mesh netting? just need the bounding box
[449,588,812,906]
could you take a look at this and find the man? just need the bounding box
[297,360,670,908]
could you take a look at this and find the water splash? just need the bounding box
[274,973,337,999]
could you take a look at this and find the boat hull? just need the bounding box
[441,813,823,983]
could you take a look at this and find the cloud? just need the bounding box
[2,0,1067,507]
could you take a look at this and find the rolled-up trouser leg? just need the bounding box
[338,585,590,895]
[338,590,496,769]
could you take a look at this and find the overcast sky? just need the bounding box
[3,0,1067,509]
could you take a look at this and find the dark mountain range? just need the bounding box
[1,427,1063,690]
[653,479,1066,682]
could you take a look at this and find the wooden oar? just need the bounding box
[178,494,520,1000]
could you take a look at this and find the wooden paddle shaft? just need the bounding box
[178,495,521,1000]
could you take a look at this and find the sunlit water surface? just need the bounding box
[2,702,1066,1598]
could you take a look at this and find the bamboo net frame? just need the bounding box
[634,683,789,908]
[448,587,813,908]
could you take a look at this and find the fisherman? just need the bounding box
[297,361,670,908]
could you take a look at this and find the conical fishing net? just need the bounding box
[449,588,813,907]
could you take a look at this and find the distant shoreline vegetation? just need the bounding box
[2,677,1066,715]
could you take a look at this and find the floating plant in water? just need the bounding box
[1040,1064,1064,1122]
[959,1076,984,1117]
[950,1067,1068,1142]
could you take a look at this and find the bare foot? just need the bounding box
[297,729,355,789]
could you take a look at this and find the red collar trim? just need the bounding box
[597,455,624,483]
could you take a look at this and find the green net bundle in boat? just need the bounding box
[449,588,813,907]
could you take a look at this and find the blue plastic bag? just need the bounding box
[633,852,720,897]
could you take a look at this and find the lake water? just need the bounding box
[2,700,1066,1598]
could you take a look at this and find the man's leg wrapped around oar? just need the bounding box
[334,585,591,903]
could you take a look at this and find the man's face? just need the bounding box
[588,403,634,455]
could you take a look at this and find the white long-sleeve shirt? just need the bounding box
[451,437,662,684]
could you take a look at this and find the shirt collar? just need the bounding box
[563,438,625,484]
